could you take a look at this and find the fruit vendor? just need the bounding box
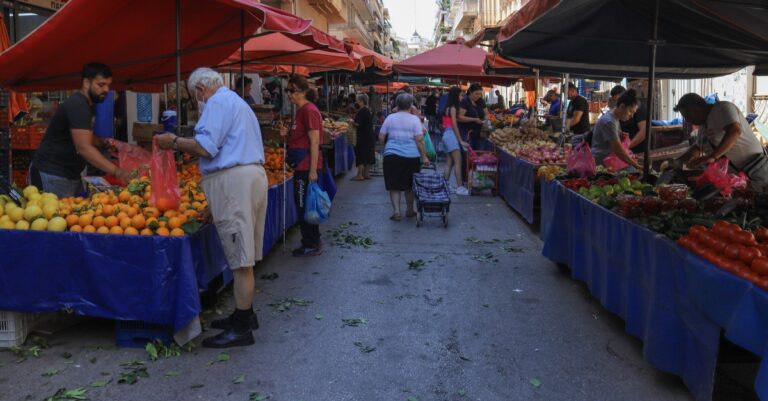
[566,82,591,141]
[156,67,267,348]
[610,85,648,154]
[30,63,133,197]
[591,89,643,171]
[674,93,768,185]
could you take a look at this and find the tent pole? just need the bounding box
[325,71,330,115]
[386,80,390,114]
[175,0,181,136]
[643,0,660,181]
[284,65,296,253]
[534,68,539,119]
[240,10,245,97]
[560,73,569,139]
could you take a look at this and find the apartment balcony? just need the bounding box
[453,0,479,32]
[351,0,373,20]
[330,11,374,49]
[307,0,346,23]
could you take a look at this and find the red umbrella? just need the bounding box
[344,39,393,71]
[0,18,27,121]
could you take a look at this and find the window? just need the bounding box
[12,2,52,42]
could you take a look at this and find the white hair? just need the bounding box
[187,67,224,90]
[356,93,369,106]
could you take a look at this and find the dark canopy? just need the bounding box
[496,0,768,78]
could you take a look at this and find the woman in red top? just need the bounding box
[281,75,324,257]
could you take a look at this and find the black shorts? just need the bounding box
[383,155,421,191]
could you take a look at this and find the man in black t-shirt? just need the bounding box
[566,83,590,136]
[424,90,438,117]
[31,63,132,197]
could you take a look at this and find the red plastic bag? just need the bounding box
[150,137,180,212]
[693,158,749,198]
[567,142,596,177]
[110,139,151,185]
[603,135,634,172]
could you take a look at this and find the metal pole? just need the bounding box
[534,68,539,119]
[386,80,390,114]
[175,0,181,136]
[560,73,569,138]
[284,66,295,253]
[643,0,660,180]
[240,10,245,98]
[325,71,330,115]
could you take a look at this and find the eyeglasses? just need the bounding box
[287,88,297,93]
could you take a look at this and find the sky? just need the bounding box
[383,0,438,41]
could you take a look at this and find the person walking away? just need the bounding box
[280,75,324,257]
[30,62,133,197]
[591,89,642,170]
[351,94,374,181]
[674,93,768,185]
[566,82,591,142]
[441,86,470,195]
[379,94,430,221]
[155,67,267,348]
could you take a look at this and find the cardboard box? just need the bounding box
[131,122,163,142]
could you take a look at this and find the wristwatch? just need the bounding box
[172,136,179,151]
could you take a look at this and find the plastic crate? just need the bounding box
[0,91,8,107]
[115,320,174,348]
[12,170,28,187]
[11,150,32,171]
[11,125,45,150]
[0,107,9,129]
[0,311,32,348]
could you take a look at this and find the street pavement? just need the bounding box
[0,173,701,401]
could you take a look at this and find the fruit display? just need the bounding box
[677,221,768,290]
[323,119,348,132]
[264,147,293,186]
[489,124,570,165]
[0,186,68,232]
[536,165,565,181]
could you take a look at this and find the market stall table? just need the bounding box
[0,178,298,346]
[496,147,537,224]
[540,179,768,401]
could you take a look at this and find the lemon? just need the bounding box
[26,199,43,208]
[47,216,67,232]
[42,204,58,219]
[15,220,30,230]
[0,215,9,223]
[30,218,48,231]
[0,220,14,229]
[23,205,43,222]
[27,192,42,202]
[0,206,3,218]
[40,193,58,203]
[8,207,24,223]
[22,185,39,199]
[4,202,17,215]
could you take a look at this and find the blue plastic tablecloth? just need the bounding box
[497,148,536,224]
[347,144,356,171]
[539,178,562,241]
[541,180,732,401]
[0,178,298,337]
[332,135,347,176]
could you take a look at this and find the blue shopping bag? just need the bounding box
[304,182,332,225]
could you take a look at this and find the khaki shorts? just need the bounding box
[202,164,268,270]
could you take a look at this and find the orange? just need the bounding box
[96,226,110,234]
[78,214,93,227]
[109,195,119,205]
[191,201,203,211]
[177,214,188,225]
[163,210,177,219]
[143,207,160,218]
[109,226,123,235]
[131,215,146,230]
[156,227,170,236]
[140,228,153,236]
[69,225,83,233]
[124,226,139,235]
[167,217,182,229]
[93,215,106,228]
[155,197,176,212]
[139,176,150,183]
[178,203,189,212]
[170,228,185,236]
[185,210,199,219]
[145,217,160,230]
[118,191,131,203]
[143,192,151,201]
[130,195,143,205]
[125,207,138,218]
[105,215,119,228]
[119,217,132,230]
[65,214,79,227]
[116,211,128,220]
[102,204,114,216]
[83,225,96,233]
[180,195,190,203]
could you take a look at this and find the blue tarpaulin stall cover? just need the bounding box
[0,178,298,336]
[540,180,768,401]
[347,144,355,171]
[497,148,536,224]
[332,135,348,176]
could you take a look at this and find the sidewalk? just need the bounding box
[0,175,693,401]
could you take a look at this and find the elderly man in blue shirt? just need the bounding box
[156,67,267,348]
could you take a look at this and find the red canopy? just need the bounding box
[393,38,519,85]
[0,0,314,91]
[344,39,393,71]
[221,64,310,77]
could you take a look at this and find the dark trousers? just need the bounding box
[293,170,321,248]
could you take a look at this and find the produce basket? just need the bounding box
[115,320,174,348]
[0,310,34,347]
[466,146,499,195]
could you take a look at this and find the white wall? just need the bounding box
[125,91,160,144]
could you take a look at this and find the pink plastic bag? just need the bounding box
[603,135,633,172]
[567,142,596,177]
[150,137,180,212]
[110,139,151,185]
[693,158,749,198]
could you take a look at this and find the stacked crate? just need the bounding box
[0,90,10,184]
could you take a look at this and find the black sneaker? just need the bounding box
[201,329,254,348]
[292,246,322,257]
[209,314,260,331]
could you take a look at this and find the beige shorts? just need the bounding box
[202,164,268,270]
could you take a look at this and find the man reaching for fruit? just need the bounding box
[156,67,268,348]
[30,63,134,197]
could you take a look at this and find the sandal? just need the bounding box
[389,213,401,221]
[350,177,365,181]
[405,211,417,218]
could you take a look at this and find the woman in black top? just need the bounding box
[458,83,487,151]
[351,93,375,180]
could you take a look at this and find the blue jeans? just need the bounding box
[29,164,84,198]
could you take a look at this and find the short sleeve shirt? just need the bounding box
[288,102,324,171]
[591,112,620,165]
[381,111,423,158]
[33,92,93,179]
[567,95,590,135]
[458,97,484,135]
[699,101,762,169]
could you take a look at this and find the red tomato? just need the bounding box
[743,271,760,283]
[739,247,762,264]
[700,233,718,248]
[751,257,768,275]
[689,225,708,240]
[677,236,695,251]
[724,244,744,260]
[710,239,728,253]
[726,225,744,242]
[757,278,768,291]
[733,230,757,246]
[755,227,768,242]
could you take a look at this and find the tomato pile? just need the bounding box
[677,221,768,289]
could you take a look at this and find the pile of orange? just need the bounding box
[264,147,293,186]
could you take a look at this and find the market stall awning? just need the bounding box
[0,0,317,91]
[393,38,520,86]
[220,64,310,77]
[466,26,501,48]
[495,0,768,78]
[344,39,393,72]
[219,31,361,73]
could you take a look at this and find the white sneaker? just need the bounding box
[455,186,470,195]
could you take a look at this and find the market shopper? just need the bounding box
[591,89,642,170]
[280,75,325,257]
[30,62,133,197]
[610,85,648,153]
[155,67,267,348]
[442,86,470,195]
[674,93,768,184]
[566,82,591,140]
[235,76,256,106]
[351,94,375,181]
[495,90,505,109]
[379,93,430,221]
[458,83,487,151]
